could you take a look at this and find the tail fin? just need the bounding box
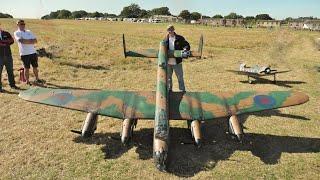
[197,34,204,59]
[123,34,127,58]
[122,34,158,58]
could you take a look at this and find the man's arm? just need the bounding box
[182,37,190,51]
[14,31,37,44]
[0,32,14,46]
[19,39,37,44]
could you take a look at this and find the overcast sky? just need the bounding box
[2,0,320,19]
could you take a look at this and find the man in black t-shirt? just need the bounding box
[0,24,18,92]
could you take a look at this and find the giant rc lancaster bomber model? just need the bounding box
[19,34,309,171]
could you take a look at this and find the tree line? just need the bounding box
[0,12,13,18]
[40,4,317,21]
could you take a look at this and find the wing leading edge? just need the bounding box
[170,91,308,120]
[19,87,308,121]
[19,87,156,119]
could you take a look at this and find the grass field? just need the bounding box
[0,19,319,179]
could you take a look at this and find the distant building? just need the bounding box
[303,20,320,31]
[200,18,244,27]
[107,18,122,21]
[123,18,137,22]
[288,20,304,29]
[256,20,284,28]
[225,19,244,27]
[149,15,183,23]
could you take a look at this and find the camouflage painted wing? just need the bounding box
[19,87,156,119]
[169,91,308,120]
[19,87,308,121]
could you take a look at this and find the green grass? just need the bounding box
[0,19,319,179]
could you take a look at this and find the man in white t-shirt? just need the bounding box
[164,25,190,92]
[14,20,41,85]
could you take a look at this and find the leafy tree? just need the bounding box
[255,14,273,20]
[150,7,171,16]
[297,16,317,20]
[104,13,117,18]
[139,9,150,18]
[190,12,202,20]
[224,12,243,19]
[120,3,141,18]
[41,15,50,19]
[202,15,210,19]
[88,11,104,18]
[245,16,255,20]
[49,11,59,19]
[212,14,223,18]
[179,10,191,20]
[0,13,13,18]
[72,10,88,18]
[56,10,72,19]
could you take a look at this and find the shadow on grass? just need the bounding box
[73,115,318,177]
[243,109,310,121]
[239,77,306,88]
[43,82,100,90]
[58,61,110,71]
[0,90,19,95]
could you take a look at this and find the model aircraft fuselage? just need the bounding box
[228,63,291,84]
[239,63,273,74]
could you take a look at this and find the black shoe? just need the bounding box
[35,79,45,84]
[10,85,20,90]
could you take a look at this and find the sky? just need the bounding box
[1,0,320,19]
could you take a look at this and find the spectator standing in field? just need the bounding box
[164,25,190,92]
[14,20,42,85]
[0,23,18,92]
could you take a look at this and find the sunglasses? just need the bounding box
[19,23,25,26]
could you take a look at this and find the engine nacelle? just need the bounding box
[190,120,202,148]
[81,113,98,138]
[228,115,244,142]
[121,118,137,145]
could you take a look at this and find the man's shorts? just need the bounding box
[21,53,38,69]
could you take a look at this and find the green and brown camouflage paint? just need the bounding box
[153,41,170,170]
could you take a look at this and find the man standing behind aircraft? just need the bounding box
[164,25,190,92]
[14,20,41,85]
[0,23,18,92]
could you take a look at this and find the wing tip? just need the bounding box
[292,91,309,105]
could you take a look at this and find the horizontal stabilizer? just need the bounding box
[123,34,203,59]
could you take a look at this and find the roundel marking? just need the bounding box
[51,93,75,105]
[254,95,276,108]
